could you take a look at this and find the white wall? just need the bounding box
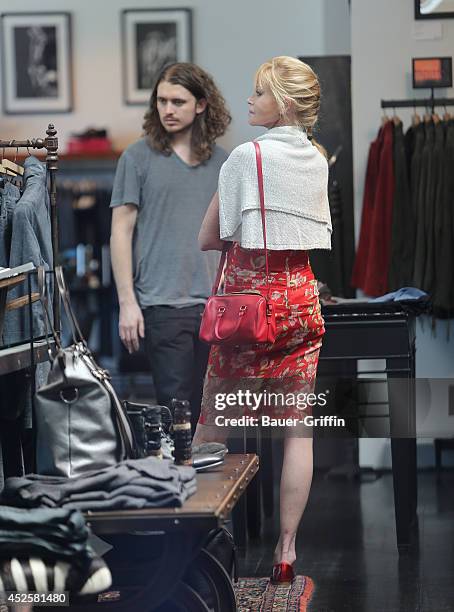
[351,0,454,468]
[0,0,350,151]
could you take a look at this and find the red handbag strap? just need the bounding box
[211,242,230,295]
[253,141,270,285]
[211,141,269,295]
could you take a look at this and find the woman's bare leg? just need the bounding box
[273,434,313,566]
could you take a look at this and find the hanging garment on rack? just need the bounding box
[353,109,453,316]
[413,121,435,289]
[1,157,53,432]
[4,156,53,346]
[388,120,413,290]
[0,182,20,274]
[408,121,425,252]
[0,182,30,452]
[433,119,454,317]
[422,120,445,294]
[351,126,384,290]
[363,121,395,296]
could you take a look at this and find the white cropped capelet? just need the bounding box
[218,126,332,250]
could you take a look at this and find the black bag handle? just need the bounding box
[37,266,62,355]
[54,266,88,347]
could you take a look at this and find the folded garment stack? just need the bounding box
[1,457,197,511]
[0,506,111,596]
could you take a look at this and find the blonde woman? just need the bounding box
[195,57,332,582]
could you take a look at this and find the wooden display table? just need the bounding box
[63,454,259,612]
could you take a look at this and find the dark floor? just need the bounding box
[237,468,454,612]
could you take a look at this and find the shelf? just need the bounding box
[0,339,54,375]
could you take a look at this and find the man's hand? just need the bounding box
[119,300,145,353]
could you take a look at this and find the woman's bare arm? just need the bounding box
[198,191,224,251]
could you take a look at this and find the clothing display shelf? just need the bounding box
[0,269,55,376]
[0,124,60,330]
[381,96,454,114]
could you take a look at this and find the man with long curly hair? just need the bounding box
[110,63,231,428]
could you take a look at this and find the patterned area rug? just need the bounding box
[234,575,314,611]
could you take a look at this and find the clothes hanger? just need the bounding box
[432,104,441,124]
[0,163,15,176]
[443,105,451,121]
[1,145,24,176]
[392,106,401,126]
[411,101,421,126]
[381,107,389,126]
[0,150,15,175]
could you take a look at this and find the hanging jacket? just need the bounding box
[4,156,53,346]
[1,156,53,428]
[407,122,425,286]
[433,119,454,317]
[422,120,445,294]
[351,127,384,290]
[388,121,413,290]
[363,121,395,296]
[413,121,435,289]
[0,182,21,273]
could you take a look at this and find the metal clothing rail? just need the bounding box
[0,124,59,330]
[381,96,454,114]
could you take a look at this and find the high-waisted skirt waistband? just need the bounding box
[226,243,310,273]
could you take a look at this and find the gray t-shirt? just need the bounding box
[110,138,228,308]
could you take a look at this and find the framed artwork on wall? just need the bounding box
[0,12,73,114]
[122,8,193,105]
[415,0,454,19]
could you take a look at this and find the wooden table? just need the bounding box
[64,454,259,612]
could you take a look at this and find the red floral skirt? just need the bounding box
[199,243,325,425]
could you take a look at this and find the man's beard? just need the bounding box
[162,120,194,136]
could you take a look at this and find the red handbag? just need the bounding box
[199,141,277,346]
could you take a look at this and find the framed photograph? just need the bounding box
[0,12,73,114]
[122,8,193,105]
[415,0,454,19]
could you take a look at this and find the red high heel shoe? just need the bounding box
[270,562,294,584]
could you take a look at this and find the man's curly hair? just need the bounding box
[143,63,231,163]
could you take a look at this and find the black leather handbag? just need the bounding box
[35,267,137,477]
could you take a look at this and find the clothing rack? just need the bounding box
[0,124,59,329]
[381,95,454,114]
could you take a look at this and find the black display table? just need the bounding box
[320,300,418,553]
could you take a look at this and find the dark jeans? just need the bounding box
[142,304,209,432]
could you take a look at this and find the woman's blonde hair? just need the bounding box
[255,56,326,157]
